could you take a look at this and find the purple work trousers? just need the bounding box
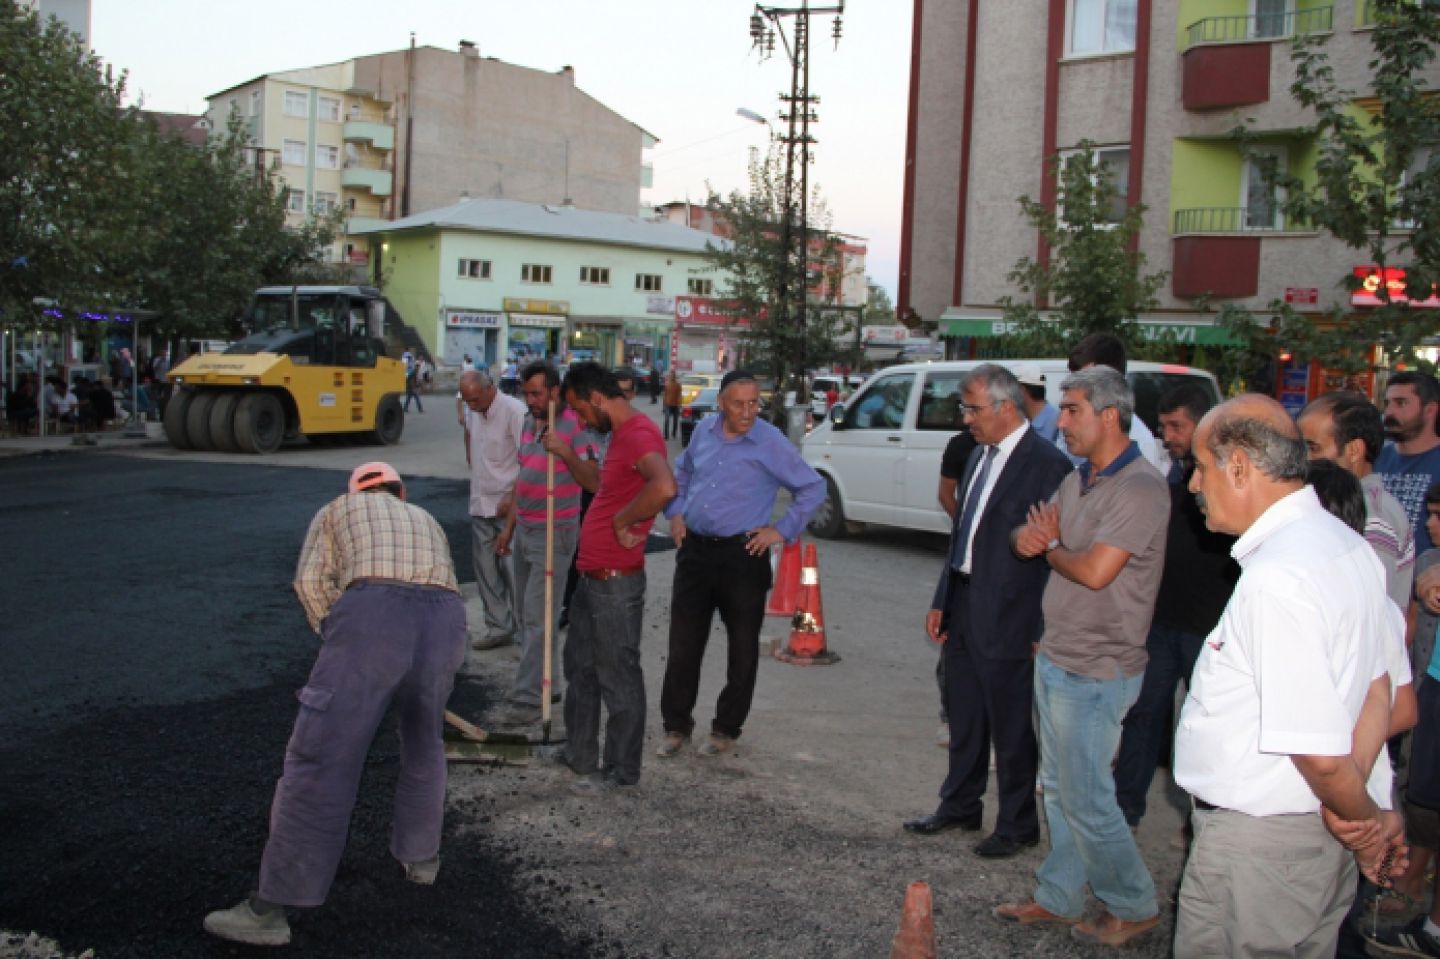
[258,581,466,906]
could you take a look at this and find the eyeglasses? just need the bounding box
[960,402,999,417]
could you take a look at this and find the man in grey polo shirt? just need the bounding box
[996,366,1170,948]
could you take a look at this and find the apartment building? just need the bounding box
[208,42,655,267]
[901,0,1437,382]
[354,198,731,371]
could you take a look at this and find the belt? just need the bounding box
[688,532,749,546]
[347,577,452,593]
[578,567,644,581]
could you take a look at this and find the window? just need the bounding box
[459,258,492,279]
[282,139,306,166]
[636,273,663,292]
[1251,0,1290,38]
[917,371,965,431]
[1057,145,1130,224]
[687,278,714,295]
[522,263,553,284]
[315,144,339,169]
[283,90,308,117]
[1397,143,1436,229]
[1241,146,1287,230]
[313,192,338,215]
[228,97,238,117]
[317,96,341,122]
[844,373,915,430]
[580,266,610,285]
[250,90,261,116]
[286,189,305,213]
[1068,0,1137,55]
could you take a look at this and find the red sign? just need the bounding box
[674,296,752,326]
[1352,266,1440,308]
[1284,287,1318,306]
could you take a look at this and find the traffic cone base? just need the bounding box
[775,543,840,666]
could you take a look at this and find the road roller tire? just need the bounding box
[370,394,404,446]
[185,392,219,451]
[233,393,285,454]
[163,389,194,450]
[208,391,242,453]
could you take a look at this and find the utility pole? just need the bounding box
[749,1,844,402]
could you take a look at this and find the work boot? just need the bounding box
[655,731,689,758]
[697,733,734,757]
[403,855,440,886]
[203,897,291,946]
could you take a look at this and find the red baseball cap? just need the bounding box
[349,461,402,493]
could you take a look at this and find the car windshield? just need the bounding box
[681,375,712,387]
[694,388,720,404]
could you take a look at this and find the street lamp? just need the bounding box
[735,107,771,130]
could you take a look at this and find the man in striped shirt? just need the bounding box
[496,361,599,724]
[204,462,466,947]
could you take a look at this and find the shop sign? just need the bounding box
[674,295,751,327]
[508,312,567,330]
[502,297,569,315]
[446,310,502,329]
[1351,266,1440,308]
[940,317,1236,345]
[1284,287,1319,306]
[646,296,675,315]
[862,325,909,343]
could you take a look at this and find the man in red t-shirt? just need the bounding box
[559,362,675,793]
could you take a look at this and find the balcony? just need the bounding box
[1182,42,1271,110]
[342,120,394,150]
[341,165,393,197]
[1183,6,1334,48]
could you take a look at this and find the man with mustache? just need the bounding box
[1377,372,1440,555]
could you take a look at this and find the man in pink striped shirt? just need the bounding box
[495,361,600,724]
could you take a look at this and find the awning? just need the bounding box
[938,313,1238,346]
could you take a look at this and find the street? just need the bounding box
[0,400,1191,958]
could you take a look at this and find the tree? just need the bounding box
[702,149,851,407]
[865,281,895,324]
[1218,0,1440,378]
[0,1,345,352]
[998,143,1168,357]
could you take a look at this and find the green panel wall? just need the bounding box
[1177,0,1250,48]
[379,234,441,356]
[1170,139,1246,224]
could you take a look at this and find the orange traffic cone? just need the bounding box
[774,543,841,665]
[765,538,803,617]
[888,882,937,959]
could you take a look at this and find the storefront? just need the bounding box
[503,297,568,364]
[672,296,749,373]
[624,297,676,370]
[442,309,502,368]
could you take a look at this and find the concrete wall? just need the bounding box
[354,47,646,218]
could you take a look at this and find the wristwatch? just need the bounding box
[1045,538,1060,553]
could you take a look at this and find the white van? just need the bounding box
[799,359,1221,537]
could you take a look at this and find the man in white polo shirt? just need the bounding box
[1173,394,1407,958]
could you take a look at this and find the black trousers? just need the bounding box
[659,535,773,740]
[935,576,1039,839]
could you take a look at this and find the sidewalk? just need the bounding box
[0,421,167,458]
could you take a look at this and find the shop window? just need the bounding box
[459,259,492,279]
[636,273,663,292]
[522,264,553,284]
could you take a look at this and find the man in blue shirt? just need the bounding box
[1378,371,1440,554]
[657,369,825,758]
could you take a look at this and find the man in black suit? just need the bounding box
[903,364,1073,857]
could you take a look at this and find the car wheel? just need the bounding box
[808,475,847,539]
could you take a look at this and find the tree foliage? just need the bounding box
[998,143,1169,357]
[1219,0,1440,377]
[702,149,851,401]
[0,1,342,346]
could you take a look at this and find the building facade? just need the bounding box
[901,0,1438,371]
[355,198,732,371]
[207,43,655,267]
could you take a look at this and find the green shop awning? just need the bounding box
[939,315,1237,346]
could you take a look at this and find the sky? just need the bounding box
[90,0,912,302]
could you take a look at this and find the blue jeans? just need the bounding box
[1113,624,1205,825]
[563,573,648,784]
[1034,653,1158,922]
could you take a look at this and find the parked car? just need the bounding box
[679,386,721,446]
[800,359,1221,538]
[679,373,723,406]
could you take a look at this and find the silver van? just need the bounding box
[799,359,1221,537]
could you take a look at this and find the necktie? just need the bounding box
[951,445,998,571]
[1168,458,1184,485]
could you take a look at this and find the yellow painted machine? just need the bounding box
[163,285,408,454]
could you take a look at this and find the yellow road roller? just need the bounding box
[164,285,407,454]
